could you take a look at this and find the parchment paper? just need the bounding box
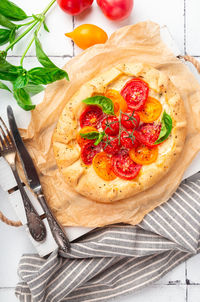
[22,21,200,227]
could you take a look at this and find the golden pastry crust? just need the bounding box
[53,63,187,203]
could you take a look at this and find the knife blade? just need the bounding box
[7,105,70,253]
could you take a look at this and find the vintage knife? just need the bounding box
[7,105,70,253]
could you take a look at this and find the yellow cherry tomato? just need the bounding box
[105,89,127,116]
[65,24,108,50]
[138,97,162,123]
[77,126,97,146]
[129,145,158,165]
[93,152,116,181]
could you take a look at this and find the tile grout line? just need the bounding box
[184,0,186,55]
[7,55,73,58]
[185,261,188,302]
[72,16,75,57]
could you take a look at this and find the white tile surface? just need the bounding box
[113,285,186,302]
[186,253,200,284]
[187,285,200,302]
[186,0,200,55]
[0,0,200,301]
[74,0,185,55]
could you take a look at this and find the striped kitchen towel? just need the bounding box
[15,175,200,302]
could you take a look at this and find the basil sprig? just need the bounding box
[83,96,115,115]
[154,111,172,145]
[0,0,69,111]
[80,131,105,146]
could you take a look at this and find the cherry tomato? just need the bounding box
[129,145,158,165]
[138,97,162,123]
[57,0,93,16]
[93,152,116,181]
[81,141,101,165]
[80,105,103,128]
[102,136,121,155]
[102,116,119,136]
[135,123,161,148]
[112,150,142,180]
[121,78,149,111]
[77,126,97,146]
[97,0,134,21]
[105,89,127,116]
[65,24,108,50]
[120,130,139,149]
[121,109,140,130]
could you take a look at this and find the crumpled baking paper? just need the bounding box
[21,21,200,227]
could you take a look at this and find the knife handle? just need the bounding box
[36,193,70,252]
[11,167,46,242]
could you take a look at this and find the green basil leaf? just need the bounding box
[35,35,57,69]
[94,132,105,145]
[13,88,35,111]
[0,0,27,21]
[28,67,69,85]
[80,131,105,146]
[24,83,44,96]
[82,96,115,115]
[13,73,29,90]
[0,80,11,92]
[0,28,11,45]
[0,57,22,81]
[80,131,99,140]
[43,21,50,33]
[9,27,16,46]
[154,111,172,145]
[0,13,16,29]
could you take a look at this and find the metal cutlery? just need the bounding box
[0,116,46,242]
[7,106,70,253]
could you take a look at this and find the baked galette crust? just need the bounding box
[53,63,187,203]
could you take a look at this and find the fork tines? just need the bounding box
[0,117,13,151]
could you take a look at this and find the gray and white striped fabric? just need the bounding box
[16,175,200,302]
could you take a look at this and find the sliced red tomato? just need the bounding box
[138,97,162,123]
[93,152,116,181]
[102,116,119,136]
[112,150,142,180]
[120,130,139,149]
[77,126,97,146]
[105,89,127,116]
[80,105,103,128]
[121,109,140,130]
[81,141,101,165]
[121,78,149,111]
[135,123,161,148]
[129,145,158,165]
[102,136,121,155]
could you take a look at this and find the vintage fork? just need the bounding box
[0,117,46,242]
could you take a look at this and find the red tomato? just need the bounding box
[57,0,94,15]
[135,123,161,148]
[121,78,149,111]
[120,130,139,149]
[121,109,140,130]
[97,0,133,21]
[80,105,103,128]
[102,116,119,136]
[81,141,101,165]
[102,136,121,155]
[112,150,142,180]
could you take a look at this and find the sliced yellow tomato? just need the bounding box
[105,89,127,116]
[93,152,116,181]
[77,126,97,146]
[138,97,162,123]
[129,145,158,165]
